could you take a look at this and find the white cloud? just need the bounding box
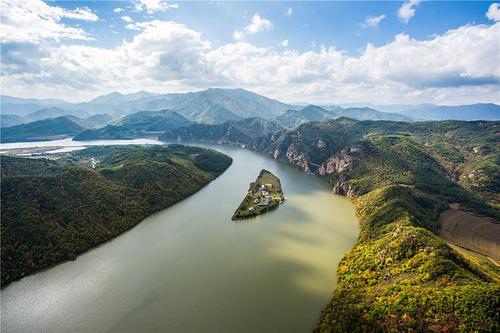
[233,14,273,41]
[134,0,178,14]
[2,9,499,105]
[398,0,421,24]
[0,0,97,43]
[114,8,124,13]
[286,8,293,17]
[486,3,500,21]
[63,7,99,21]
[361,14,386,29]
[121,16,133,23]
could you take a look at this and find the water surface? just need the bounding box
[0,138,161,150]
[1,141,359,333]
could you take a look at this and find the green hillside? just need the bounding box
[74,110,192,140]
[1,145,232,286]
[1,116,88,143]
[160,117,284,144]
[251,118,499,331]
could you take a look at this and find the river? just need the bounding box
[1,139,359,333]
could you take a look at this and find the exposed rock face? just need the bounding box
[318,149,353,176]
[332,181,356,198]
[273,148,280,159]
[285,143,310,173]
[316,138,326,149]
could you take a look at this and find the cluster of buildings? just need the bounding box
[90,157,99,169]
[248,184,273,211]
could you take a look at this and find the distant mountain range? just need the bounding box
[2,89,499,128]
[77,104,411,142]
[1,88,291,124]
[1,89,499,143]
[274,105,411,127]
[395,103,500,121]
[0,106,113,128]
[73,110,193,141]
[340,103,500,121]
[113,88,292,123]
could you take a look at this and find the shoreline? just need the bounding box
[1,144,233,288]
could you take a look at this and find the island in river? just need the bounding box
[232,169,284,220]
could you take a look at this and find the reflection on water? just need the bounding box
[1,142,359,333]
[0,138,163,150]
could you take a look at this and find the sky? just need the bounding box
[1,0,499,105]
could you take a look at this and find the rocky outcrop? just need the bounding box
[285,143,310,173]
[316,138,326,149]
[318,149,353,176]
[332,181,356,198]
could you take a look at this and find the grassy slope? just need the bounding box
[1,144,232,286]
[252,119,499,331]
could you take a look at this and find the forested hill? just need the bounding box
[159,117,500,330]
[249,118,500,332]
[0,145,232,286]
[0,116,88,143]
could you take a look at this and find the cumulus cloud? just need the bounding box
[121,16,133,23]
[0,0,98,43]
[63,7,99,21]
[398,0,421,24]
[486,3,500,21]
[286,8,293,17]
[360,14,386,29]
[134,0,178,14]
[114,8,124,13]
[233,14,273,41]
[1,1,499,105]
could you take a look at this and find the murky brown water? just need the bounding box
[1,142,359,333]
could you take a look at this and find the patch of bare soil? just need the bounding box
[439,208,500,261]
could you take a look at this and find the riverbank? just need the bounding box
[243,119,500,332]
[1,141,359,333]
[1,144,232,286]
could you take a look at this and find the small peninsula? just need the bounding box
[232,169,285,220]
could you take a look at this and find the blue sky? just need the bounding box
[59,1,495,53]
[1,1,499,104]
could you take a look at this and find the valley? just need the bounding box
[164,117,500,331]
[1,90,499,333]
[2,1,499,332]
[0,141,359,333]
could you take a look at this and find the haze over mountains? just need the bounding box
[1,88,499,143]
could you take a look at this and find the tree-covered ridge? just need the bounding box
[249,118,499,331]
[315,185,499,332]
[0,116,88,143]
[73,110,193,141]
[160,117,284,145]
[1,145,232,287]
[255,118,499,208]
